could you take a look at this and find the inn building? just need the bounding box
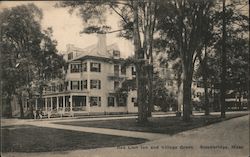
[41,34,138,116]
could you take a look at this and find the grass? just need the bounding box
[1,125,147,152]
[55,113,248,135]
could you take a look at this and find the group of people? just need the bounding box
[33,109,43,119]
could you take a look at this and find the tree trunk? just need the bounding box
[220,0,226,118]
[147,65,153,117]
[209,81,213,112]
[133,0,148,123]
[203,75,209,115]
[182,68,192,122]
[200,49,210,115]
[27,90,34,119]
[18,95,24,118]
[5,94,12,118]
[136,64,148,123]
[177,72,184,116]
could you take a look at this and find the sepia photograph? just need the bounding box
[0,0,249,157]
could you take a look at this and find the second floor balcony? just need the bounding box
[43,87,89,95]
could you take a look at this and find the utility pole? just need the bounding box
[220,0,226,118]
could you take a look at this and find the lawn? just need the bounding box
[1,125,147,152]
[55,113,247,135]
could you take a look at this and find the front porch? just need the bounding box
[41,93,89,117]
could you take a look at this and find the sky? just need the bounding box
[0,1,134,58]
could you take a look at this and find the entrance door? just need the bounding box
[72,96,86,111]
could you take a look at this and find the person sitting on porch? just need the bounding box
[36,110,40,119]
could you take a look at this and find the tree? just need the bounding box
[220,0,227,118]
[0,3,43,117]
[34,27,65,111]
[156,0,216,121]
[0,4,65,118]
[192,0,248,116]
[219,0,248,117]
[210,0,248,115]
[58,0,160,123]
[226,38,248,109]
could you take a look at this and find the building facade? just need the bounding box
[40,35,138,116]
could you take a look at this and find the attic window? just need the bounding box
[68,52,73,60]
[113,50,120,58]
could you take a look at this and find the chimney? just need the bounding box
[97,33,107,54]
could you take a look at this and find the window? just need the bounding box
[117,97,127,106]
[90,97,101,106]
[90,62,101,72]
[196,92,202,97]
[113,50,120,58]
[90,80,101,89]
[132,97,138,107]
[114,65,119,75]
[82,62,87,72]
[65,82,69,91]
[59,84,63,92]
[114,81,119,90]
[80,80,87,90]
[108,97,115,107]
[70,64,81,73]
[51,84,56,92]
[132,67,136,75]
[121,65,126,75]
[71,81,79,90]
[68,52,73,60]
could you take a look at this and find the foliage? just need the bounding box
[152,73,177,112]
[155,0,216,121]
[193,0,248,98]
[0,4,65,117]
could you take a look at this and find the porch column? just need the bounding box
[69,95,73,112]
[45,97,48,112]
[63,96,65,114]
[50,97,53,110]
[35,99,38,110]
[86,96,90,112]
[56,96,59,111]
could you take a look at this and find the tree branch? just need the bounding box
[109,4,128,24]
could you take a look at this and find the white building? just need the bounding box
[40,34,138,116]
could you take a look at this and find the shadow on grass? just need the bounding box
[55,113,248,135]
[1,125,147,153]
